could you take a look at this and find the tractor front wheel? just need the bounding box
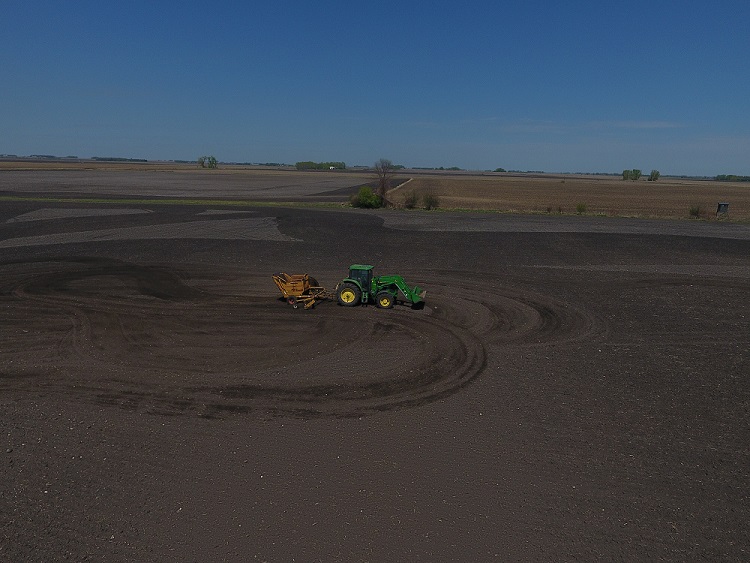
[337,283,361,306]
[376,292,395,309]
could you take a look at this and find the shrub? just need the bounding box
[689,205,702,218]
[350,186,382,208]
[403,191,418,209]
[576,202,587,214]
[422,193,440,210]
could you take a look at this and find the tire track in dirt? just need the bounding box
[2,259,606,418]
[425,275,602,347]
[1,258,486,417]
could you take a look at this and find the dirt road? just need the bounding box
[1,186,749,560]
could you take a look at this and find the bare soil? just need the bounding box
[1,169,749,561]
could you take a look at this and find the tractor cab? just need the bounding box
[346,264,373,301]
[348,265,373,289]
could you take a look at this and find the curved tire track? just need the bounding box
[1,259,610,418]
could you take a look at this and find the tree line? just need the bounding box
[93,156,148,162]
[715,174,750,182]
[295,161,346,170]
[623,169,660,181]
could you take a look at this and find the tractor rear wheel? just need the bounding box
[337,283,361,306]
[376,292,395,309]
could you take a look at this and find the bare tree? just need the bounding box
[374,158,394,205]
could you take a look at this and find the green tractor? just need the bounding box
[336,264,426,309]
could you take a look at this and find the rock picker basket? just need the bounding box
[272,273,335,309]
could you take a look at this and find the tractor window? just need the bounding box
[350,269,371,288]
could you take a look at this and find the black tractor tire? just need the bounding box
[376,291,395,309]
[337,283,361,307]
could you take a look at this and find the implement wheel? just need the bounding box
[376,292,395,309]
[337,283,361,306]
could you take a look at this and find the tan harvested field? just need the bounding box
[391,173,750,220]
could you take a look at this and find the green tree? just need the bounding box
[198,155,218,169]
[648,169,660,181]
[622,168,642,180]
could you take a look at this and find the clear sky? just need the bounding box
[2,1,749,175]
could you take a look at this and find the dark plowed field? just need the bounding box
[1,182,749,560]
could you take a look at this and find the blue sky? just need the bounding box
[2,1,749,175]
